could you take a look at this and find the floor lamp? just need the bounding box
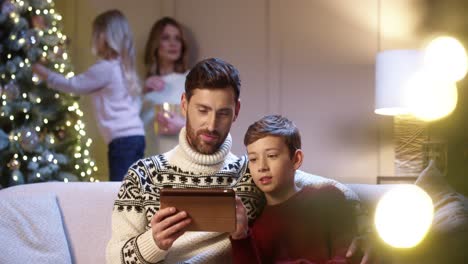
[375,50,430,176]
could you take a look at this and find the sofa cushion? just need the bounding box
[415,160,468,235]
[0,193,72,264]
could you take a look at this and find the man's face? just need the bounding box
[182,88,240,154]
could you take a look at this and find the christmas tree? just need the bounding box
[0,0,98,188]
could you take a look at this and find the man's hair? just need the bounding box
[244,115,301,158]
[185,58,240,102]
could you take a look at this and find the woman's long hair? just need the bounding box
[144,17,188,76]
[92,9,141,96]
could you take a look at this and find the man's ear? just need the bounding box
[233,99,241,122]
[181,93,188,118]
[293,149,303,170]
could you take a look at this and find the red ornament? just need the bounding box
[31,15,46,30]
[57,129,66,140]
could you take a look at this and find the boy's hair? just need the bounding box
[185,58,240,102]
[144,16,188,77]
[244,115,301,158]
[92,9,141,96]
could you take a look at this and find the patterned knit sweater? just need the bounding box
[106,128,264,264]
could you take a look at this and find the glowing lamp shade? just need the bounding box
[375,50,424,115]
[375,185,433,248]
[405,72,458,121]
[424,36,468,82]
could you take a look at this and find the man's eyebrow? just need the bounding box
[194,104,232,112]
[217,108,233,113]
[194,103,211,110]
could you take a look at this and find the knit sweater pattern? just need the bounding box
[106,127,264,264]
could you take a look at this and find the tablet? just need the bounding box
[159,188,236,232]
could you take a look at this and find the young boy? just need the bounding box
[231,115,359,264]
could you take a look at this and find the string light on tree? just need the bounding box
[0,0,98,187]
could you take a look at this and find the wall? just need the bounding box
[54,0,426,183]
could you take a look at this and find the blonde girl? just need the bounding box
[32,9,145,182]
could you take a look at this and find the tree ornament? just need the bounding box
[0,129,9,151]
[42,34,59,46]
[15,0,28,13]
[57,129,66,140]
[44,133,56,148]
[0,13,7,24]
[0,63,5,75]
[19,127,39,152]
[26,29,39,47]
[41,150,54,163]
[49,163,59,173]
[4,81,20,100]
[17,17,28,30]
[27,91,40,103]
[10,169,24,185]
[12,56,22,65]
[54,153,68,165]
[5,60,17,73]
[26,171,41,183]
[27,46,42,61]
[38,165,52,177]
[17,100,32,112]
[7,158,21,170]
[31,15,46,30]
[1,104,12,116]
[1,0,16,15]
[27,160,39,171]
[29,0,48,9]
[58,171,78,182]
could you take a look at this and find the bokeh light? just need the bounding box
[405,71,458,121]
[424,36,468,82]
[375,185,433,248]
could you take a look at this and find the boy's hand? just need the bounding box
[230,196,249,240]
[31,63,49,80]
[150,207,191,250]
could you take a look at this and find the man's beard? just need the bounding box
[186,120,225,155]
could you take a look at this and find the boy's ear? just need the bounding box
[293,149,303,170]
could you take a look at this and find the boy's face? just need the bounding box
[181,88,240,154]
[247,136,302,202]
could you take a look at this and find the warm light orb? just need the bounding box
[424,36,468,82]
[375,185,433,248]
[405,71,458,121]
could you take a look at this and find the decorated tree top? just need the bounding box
[0,0,98,188]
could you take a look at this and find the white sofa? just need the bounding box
[0,181,465,264]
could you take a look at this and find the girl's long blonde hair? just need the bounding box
[92,10,141,96]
